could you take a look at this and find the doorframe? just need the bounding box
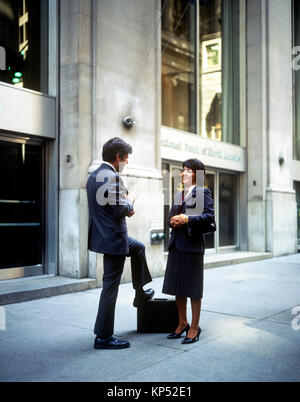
[162,160,240,255]
[0,132,57,280]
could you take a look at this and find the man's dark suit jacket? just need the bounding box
[168,186,215,254]
[86,163,134,255]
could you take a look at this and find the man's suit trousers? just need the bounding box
[94,237,152,338]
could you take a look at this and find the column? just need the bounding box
[247,0,297,255]
[89,0,164,284]
[59,0,93,278]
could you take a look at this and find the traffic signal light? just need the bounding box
[0,46,24,85]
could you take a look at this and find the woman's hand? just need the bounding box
[170,214,189,227]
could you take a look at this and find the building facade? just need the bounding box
[0,0,298,284]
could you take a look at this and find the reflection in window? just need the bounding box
[199,0,222,141]
[0,0,48,93]
[161,0,240,145]
[200,0,239,144]
[161,0,196,133]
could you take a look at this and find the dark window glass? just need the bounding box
[294,181,300,244]
[0,139,43,269]
[0,0,48,93]
[219,173,237,246]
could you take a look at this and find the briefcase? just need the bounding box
[137,298,178,333]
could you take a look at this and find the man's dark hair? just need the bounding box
[102,137,133,163]
[183,158,206,175]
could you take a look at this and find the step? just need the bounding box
[204,251,273,269]
[0,275,97,306]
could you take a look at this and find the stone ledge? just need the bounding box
[0,276,97,306]
[204,251,273,269]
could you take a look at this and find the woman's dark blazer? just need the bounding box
[168,186,215,254]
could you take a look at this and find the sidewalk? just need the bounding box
[0,253,300,382]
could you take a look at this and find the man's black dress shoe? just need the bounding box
[167,324,190,339]
[133,288,155,307]
[94,336,130,350]
[181,327,201,344]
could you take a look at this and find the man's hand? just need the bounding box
[128,210,135,218]
[170,214,189,227]
[127,191,138,204]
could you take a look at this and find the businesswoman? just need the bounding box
[162,159,215,344]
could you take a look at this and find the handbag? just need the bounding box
[187,216,217,236]
[201,218,217,235]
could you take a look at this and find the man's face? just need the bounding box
[117,154,129,173]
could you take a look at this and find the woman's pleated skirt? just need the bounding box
[162,245,204,299]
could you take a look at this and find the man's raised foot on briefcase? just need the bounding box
[133,288,155,307]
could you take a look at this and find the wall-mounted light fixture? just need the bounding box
[122,116,135,129]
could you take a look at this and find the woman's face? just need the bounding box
[181,166,196,187]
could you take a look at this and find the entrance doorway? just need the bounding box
[0,135,44,280]
[162,161,239,253]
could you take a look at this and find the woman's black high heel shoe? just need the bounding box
[167,324,190,339]
[181,327,201,344]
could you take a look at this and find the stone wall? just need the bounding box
[59,0,164,283]
[247,0,297,256]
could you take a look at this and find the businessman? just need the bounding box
[86,137,154,349]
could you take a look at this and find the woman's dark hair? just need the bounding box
[183,159,206,175]
[102,137,133,162]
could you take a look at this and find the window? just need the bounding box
[0,0,48,93]
[199,0,222,141]
[162,0,240,145]
[161,0,197,133]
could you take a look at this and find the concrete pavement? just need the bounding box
[0,253,300,382]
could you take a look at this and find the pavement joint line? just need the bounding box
[257,319,291,327]
[250,305,300,326]
[201,309,256,320]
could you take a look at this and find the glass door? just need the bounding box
[163,163,217,253]
[0,135,44,280]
